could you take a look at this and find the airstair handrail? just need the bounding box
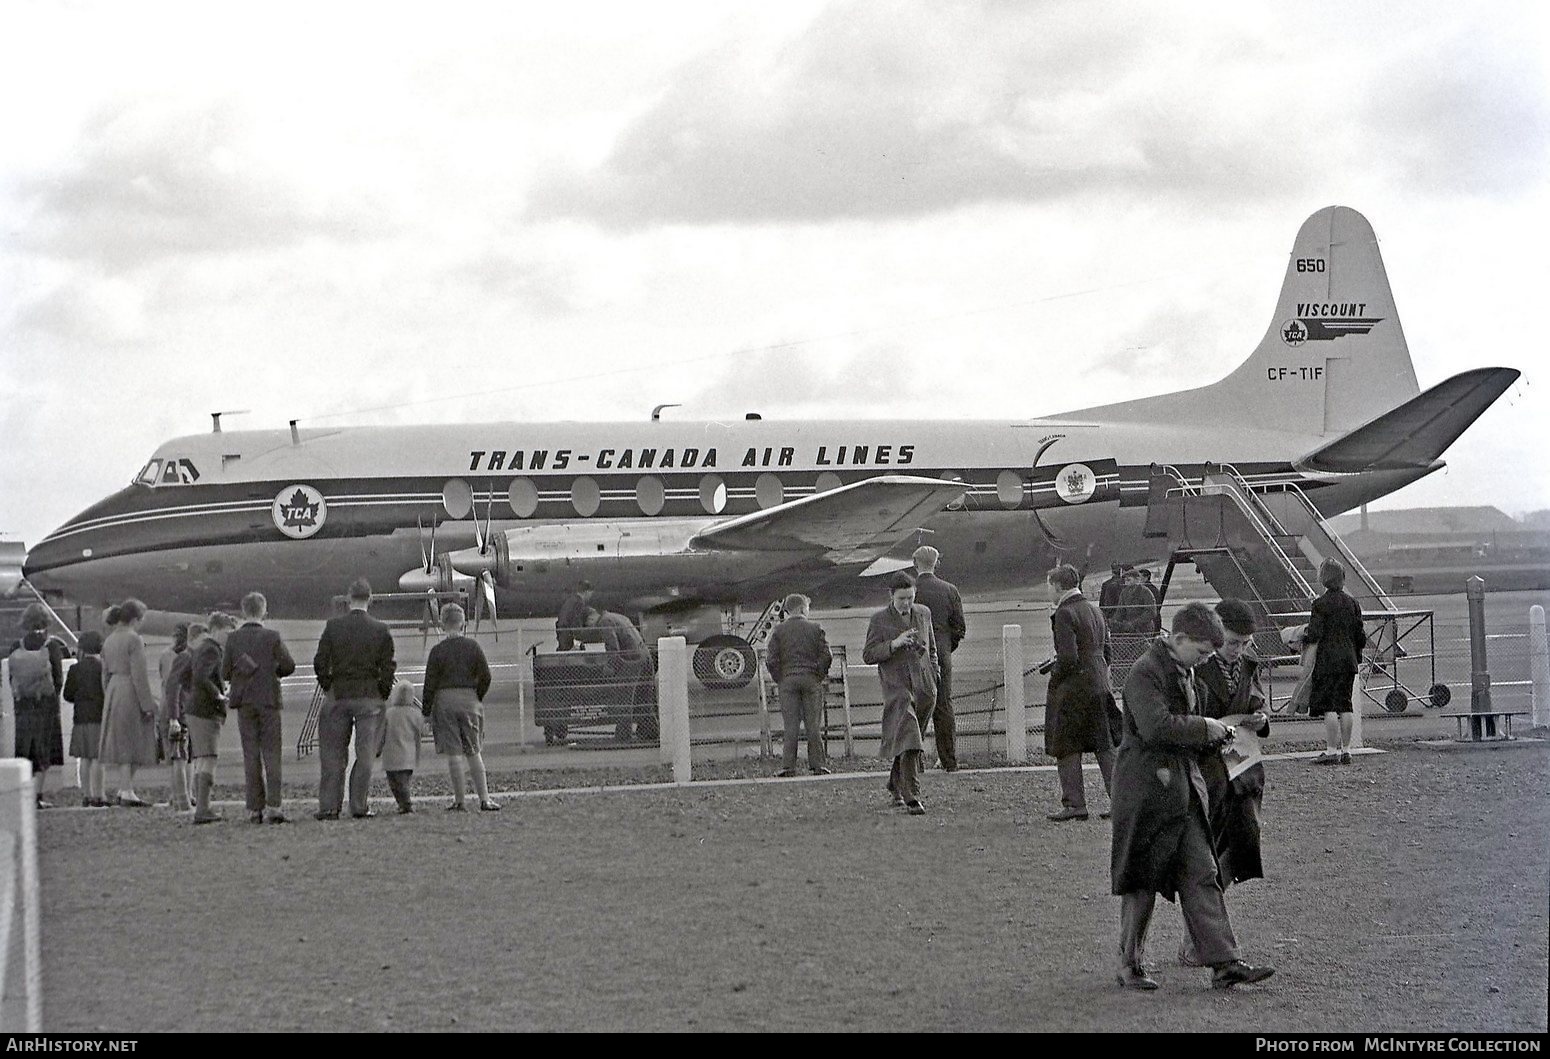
[1171,485,1315,599]
[1256,481,1396,615]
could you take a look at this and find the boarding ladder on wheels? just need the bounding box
[1144,463,1436,714]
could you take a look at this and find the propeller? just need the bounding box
[473,480,496,561]
[417,513,439,575]
[474,570,499,642]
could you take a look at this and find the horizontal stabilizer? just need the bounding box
[691,475,966,563]
[1296,367,1520,473]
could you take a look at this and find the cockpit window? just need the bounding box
[161,461,182,485]
[134,460,163,486]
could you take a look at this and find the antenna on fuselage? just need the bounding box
[651,403,681,421]
[210,410,251,434]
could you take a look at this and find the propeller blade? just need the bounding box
[417,516,429,571]
[477,482,495,555]
[480,570,499,641]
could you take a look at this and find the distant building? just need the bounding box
[1330,506,1550,593]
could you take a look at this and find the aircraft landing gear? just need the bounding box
[694,635,757,690]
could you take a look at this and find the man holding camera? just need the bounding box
[862,573,938,815]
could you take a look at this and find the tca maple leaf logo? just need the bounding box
[280,489,319,528]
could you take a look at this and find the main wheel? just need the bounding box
[694,635,756,689]
[1428,683,1452,709]
[1382,689,1409,714]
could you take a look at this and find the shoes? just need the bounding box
[314,810,340,821]
[192,811,223,825]
[1339,751,1352,765]
[942,765,960,773]
[906,801,926,816]
[479,801,502,812]
[351,810,377,819]
[1116,965,1160,991]
[809,766,832,776]
[446,803,467,812]
[1311,751,1341,765]
[249,811,264,824]
[115,794,150,808]
[397,806,414,815]
[265,810,288,824]
[83,798,107,808]
[776,768,798,778]
[890,794,906,808]
[1047,807,1090,822]
[36,799,55,810]
[1178,948,1206,968]
[1212,960,1276,988]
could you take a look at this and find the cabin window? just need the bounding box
[571,477,601,517]
[996,470,1024,509]
[699,475,727,514]
[134,459,163,486]
[635,476,665,516]
[442,479,473,519]
[755,473,784,509]
[507,478,539,518]
[814,472,843,494]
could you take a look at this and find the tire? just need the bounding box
[1428,683,1452,709]
[1382,689,1409,714]
[694,635,756,689]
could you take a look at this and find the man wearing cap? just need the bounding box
[910,546,967,771]
[312,578,396,820]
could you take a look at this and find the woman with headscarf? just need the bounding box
[98,599,160,806]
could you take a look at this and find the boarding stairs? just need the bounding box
[1145,463,1400,662]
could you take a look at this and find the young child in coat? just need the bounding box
[379,680,424,814]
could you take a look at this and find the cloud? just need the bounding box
[527,2,1550,230]
[14,98,388,270]
[10,273,147,342]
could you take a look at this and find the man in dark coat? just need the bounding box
[186,613,237,824]
[1044,564,1117,821]
[862,573,937,815]
[1185,598,1272,966]
[583,608,657,743]
[764,593,833,777]
[1110,602,1275,991]
[224,591,296,824]
[1112,568,1160,636]
[312,578,396,820]
[1305,559,1368,765]
[910,546,967,771]
[1097,564,1126,624]
[555,580,595,652]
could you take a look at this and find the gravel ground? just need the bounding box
[36,740,1549,1032]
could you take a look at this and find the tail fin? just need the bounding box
[1063,206,1422,436]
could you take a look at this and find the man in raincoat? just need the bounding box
[862,573,937,816]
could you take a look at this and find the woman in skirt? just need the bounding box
[63,630,107,805]
[98,599,160,806]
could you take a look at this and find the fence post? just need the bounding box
[1466,576,1495,739]
[515,627,527,753]
[657,637,691,783]
[1004,624,1026,763]
[0,759,40,1030]
[1530,605,1548,731]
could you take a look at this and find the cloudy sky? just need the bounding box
[3,0,1547,549]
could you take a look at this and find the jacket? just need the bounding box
[911,572,966,653]
[764,616,833,683]
[224,623,296,710]
[314,608,396,701]
[1110,639,1221,898]
[1195,651,1270,884]
[1045,592,1116,758]
[862,603,937,760]
[185,637,228,720]
[1305,588,1367,676]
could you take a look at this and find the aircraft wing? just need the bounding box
[1296,367,1520,473]
[690,475,968,564]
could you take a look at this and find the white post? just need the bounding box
[1531,605,1549,730]
[515,627,527,753]
[0,661,12,769]
[0,759,39,1031]
[1004,624,1026,763]
[657,637,691,783]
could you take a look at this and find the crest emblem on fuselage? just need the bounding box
[1055,463,1097,504]
[273,484,327,540]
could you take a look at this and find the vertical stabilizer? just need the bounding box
[1061,206,1422,435]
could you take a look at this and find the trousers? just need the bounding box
[386,769,413,812]
[923,648,957,768]
[1117,793,1240,971]
[318,697,384,817]
[1056,748,1116,810]
[887,749,923,803]
[236,706,283,812]
[778,675,826,771]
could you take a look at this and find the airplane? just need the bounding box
[15,206,1520,687]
